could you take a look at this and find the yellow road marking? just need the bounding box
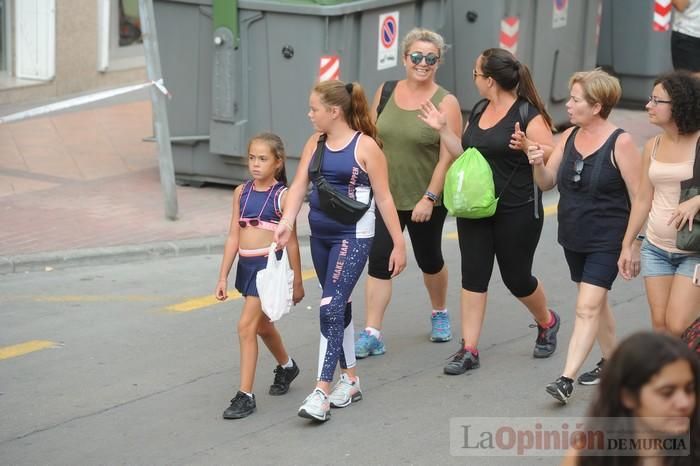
[0,340,58,360]
[445,203,558,240]
[164,268,318,313]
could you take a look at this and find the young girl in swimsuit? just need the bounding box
[215,133,305,419]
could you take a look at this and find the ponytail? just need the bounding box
[347,82,381,146]
[313,80,382,147]
[480,48,553,130]
[516,63,553,129]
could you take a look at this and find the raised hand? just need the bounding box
[417,100,447,131]
[509,121,530,152]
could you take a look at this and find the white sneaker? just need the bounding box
[328,373,363,408]
[298,388,331,422]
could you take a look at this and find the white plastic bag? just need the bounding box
[256,243,294,322]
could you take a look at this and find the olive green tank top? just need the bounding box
[377,85,449,210]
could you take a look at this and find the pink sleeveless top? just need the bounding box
[647,136,695,253]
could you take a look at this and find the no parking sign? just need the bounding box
[552,0,568,29]
[377,12,399,70]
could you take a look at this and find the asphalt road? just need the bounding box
[0,211,651,465]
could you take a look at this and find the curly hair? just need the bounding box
[654,71,700,135]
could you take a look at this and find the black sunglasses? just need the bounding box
[239,218,260,228]
[572,158,584,185]
[408,52,440,66]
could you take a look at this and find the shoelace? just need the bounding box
[446,347,467,362]
[357,331,372,345]
[433,314,449,331]
[272,366,287,386]
[529,323,548,343]
[232,392,249,403]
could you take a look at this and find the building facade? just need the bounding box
[0,0,147,106]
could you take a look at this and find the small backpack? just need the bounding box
[443,146,498,218]
[443,99,530,219]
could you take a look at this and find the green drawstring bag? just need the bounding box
[443,147,497,219]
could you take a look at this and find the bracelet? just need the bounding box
[279,218,293,231]
[424,191,438,203]
[635,234,646,241]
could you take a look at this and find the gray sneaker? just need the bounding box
[328,373,362,408]
[298,388,331,422]
[531,310,560,358]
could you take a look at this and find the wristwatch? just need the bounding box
[424,191,438,203]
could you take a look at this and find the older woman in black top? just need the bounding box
[527,69,642,404]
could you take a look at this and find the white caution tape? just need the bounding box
[0,79,172,125]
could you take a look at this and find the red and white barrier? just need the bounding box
[319,55,340,82]
[652,0,672,32]
[499,16,520,56]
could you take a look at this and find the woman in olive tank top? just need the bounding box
[354,28,462,359]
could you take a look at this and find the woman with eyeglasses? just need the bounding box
[617,71,700,337]
[526,69,642,404]
[353,28,462,359]
[419,47,558,376]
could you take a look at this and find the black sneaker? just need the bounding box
[577,358,604,385]
[545,376,574,405]
[222,391,256,419]
[444,339,480,375]
[531,310,560,358]
[269,359,300,396]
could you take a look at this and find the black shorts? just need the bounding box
[672,31,700,72]
[563,249,619,290]
[367,204,447,279]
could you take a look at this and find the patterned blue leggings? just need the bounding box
[310,236,372,382]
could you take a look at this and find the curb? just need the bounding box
[0,236,226,275]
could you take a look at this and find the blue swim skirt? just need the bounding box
[234,250,283,297]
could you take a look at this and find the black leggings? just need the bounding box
[367,204,447,280]
[457,203,543,296]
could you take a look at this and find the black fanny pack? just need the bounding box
[309,134,373,225]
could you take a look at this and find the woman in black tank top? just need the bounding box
[420,48,560,376]
[528,69,642,405]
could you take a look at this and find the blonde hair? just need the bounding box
[400,28,446,61]
[312,80,379,144]
[569,68,622,119]
[247,132,287,185]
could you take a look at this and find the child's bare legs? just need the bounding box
[238,297,265,393]
[257,318,289,365]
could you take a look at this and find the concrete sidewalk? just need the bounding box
[0,97,657,274]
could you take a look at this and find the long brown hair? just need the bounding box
[247,132,287,185]
[313,80,381,145]
[480,48,553,129]
[579,332,700,466]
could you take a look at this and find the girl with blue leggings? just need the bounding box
[274,80,406,422]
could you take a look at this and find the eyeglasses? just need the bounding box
[472,69,487,79]
[407,51,440,66]
[572,158,584,185]
[648,96,672,106]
